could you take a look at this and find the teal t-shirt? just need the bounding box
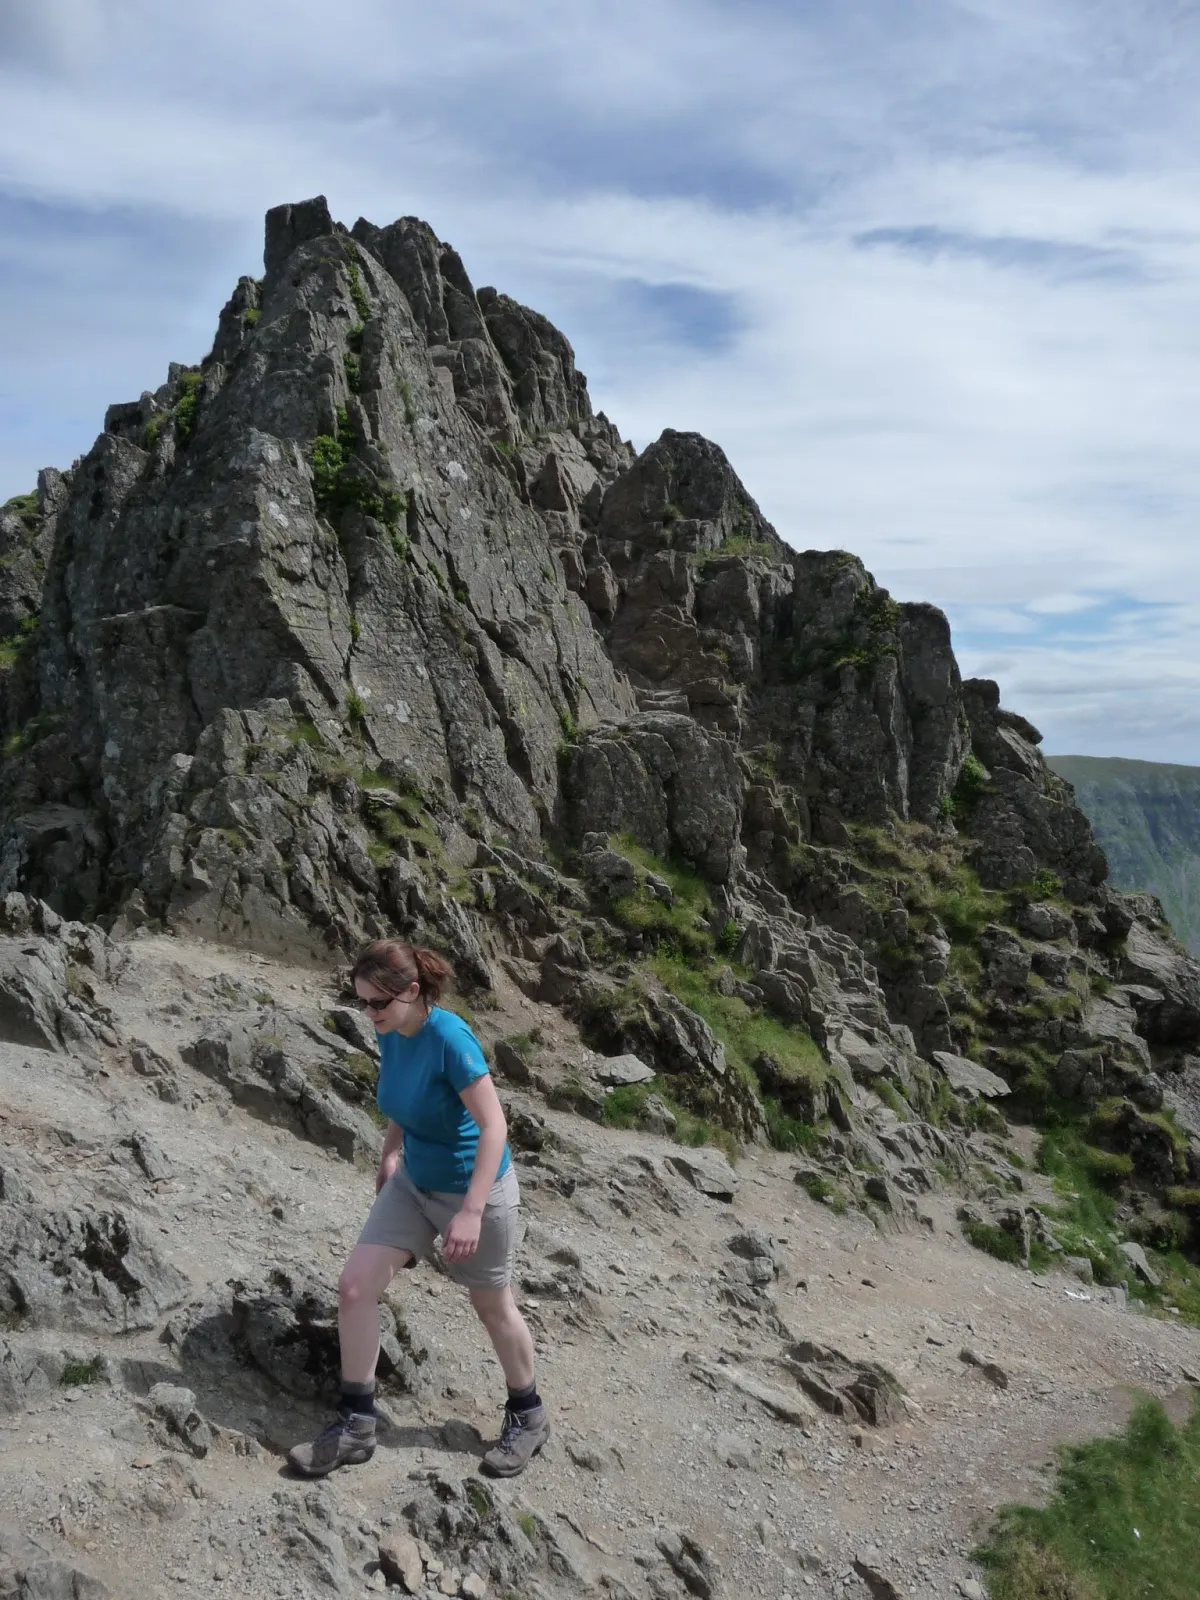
[377,1007,511,1193]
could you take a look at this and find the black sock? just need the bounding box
[508,1382,541,1414]
[340,1379,376,1418]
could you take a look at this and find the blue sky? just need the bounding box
[3,0,1200,760]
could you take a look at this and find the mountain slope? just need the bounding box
[1,195,1200,1319]
[1048,756,1200,953]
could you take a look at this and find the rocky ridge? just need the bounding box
[1,195,1200,1595]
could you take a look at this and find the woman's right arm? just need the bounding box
[377,1121,404,1193]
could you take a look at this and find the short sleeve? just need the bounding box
[442,1016,489,1093]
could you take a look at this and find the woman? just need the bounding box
[288,939,548,1479]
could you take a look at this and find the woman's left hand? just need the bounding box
[443,1206,482,1261]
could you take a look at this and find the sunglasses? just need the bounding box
[359,992,417,1013]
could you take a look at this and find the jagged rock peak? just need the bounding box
[0,193,1109,977]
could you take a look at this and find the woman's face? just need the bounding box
[356,977,422,1035]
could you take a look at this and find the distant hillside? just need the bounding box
[1047,755,1200,953]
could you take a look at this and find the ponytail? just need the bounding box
[350,939,453,1003]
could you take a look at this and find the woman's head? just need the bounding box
[350,940,453,1034]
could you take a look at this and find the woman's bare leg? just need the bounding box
[338,1242,412,1382]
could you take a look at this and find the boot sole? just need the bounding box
[287,1445,376,1478]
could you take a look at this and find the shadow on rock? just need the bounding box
[161,1267,429,1452]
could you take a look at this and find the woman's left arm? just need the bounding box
[444,1073,508,1261]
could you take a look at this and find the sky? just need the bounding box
[2,0,1200,761]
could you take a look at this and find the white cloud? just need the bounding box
[2,0,1200,759]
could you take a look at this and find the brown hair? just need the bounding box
[350,939,453,1004]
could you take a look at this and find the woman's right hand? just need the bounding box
[376,1149,400,1194]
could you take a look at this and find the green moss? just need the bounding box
[349,614,361,643]
[602,836,717,958]
[796,1170,846,1212]
[366,840,393,868]
[243,306,261,328]
[346,692,367,732]
[1082,1147,1134,1187]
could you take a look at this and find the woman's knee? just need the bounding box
[337,1266,375,1311]
[469,1286,515,1328]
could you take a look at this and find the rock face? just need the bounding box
[3,193,1200,1234]
[0,1205,189,1333]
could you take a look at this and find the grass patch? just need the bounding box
[606,835,716,958]
[761,1096,820,1152]
[929,863,1007,944]
[602,1081,654,1128]
[60,1355,106,1387]
[0,614,39,670]
[1036,1128,1129,1286]
[346,256,371,321]
[963,1219,1025,1265]
[601,1074,737,1158]
[288,718,323,748]
[3,491,38,531]
[936,751,992,827]
[174,371,203,444]
[977,1391,1200,1600]
[311,407,404,527]
[796,1170,846,1213]
[648,951,826,1094]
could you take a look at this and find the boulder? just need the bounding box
[664,1148,737,1202]
[0,1527,110,1600]
[228,1268,426,1397]
[1121,922,1200,1045]
[591,1052,654,1087]
[932,1052,1010,1100]
[0,1338,64,1413]
[0,940,69,1050]
[563,714,744,884]
[0,1207,188,1332]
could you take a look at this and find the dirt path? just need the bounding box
[2,931,1198,1600]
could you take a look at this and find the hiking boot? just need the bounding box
[480,1402,550,1478]
[287,1409,376,1477]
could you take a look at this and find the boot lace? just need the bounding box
[496,1404,525,1453]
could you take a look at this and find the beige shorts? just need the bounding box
[358,1163,521,1290]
